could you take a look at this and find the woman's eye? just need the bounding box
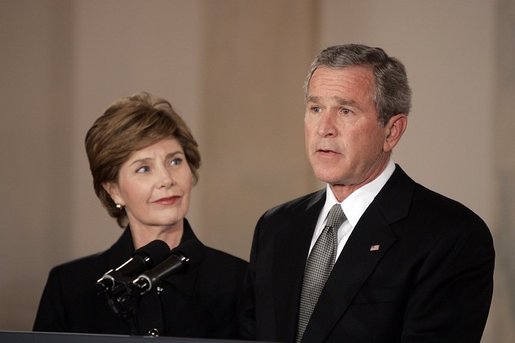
[170,158,183,166]
[136,166,150,173]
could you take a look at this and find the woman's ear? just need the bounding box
[383,114,408,152]
[102,181,124,206]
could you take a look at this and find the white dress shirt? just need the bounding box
[308,160,396,260]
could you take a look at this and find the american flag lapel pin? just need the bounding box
[370,244,380,252]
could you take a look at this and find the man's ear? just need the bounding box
[102,181,124,206]
[383,114,408,152]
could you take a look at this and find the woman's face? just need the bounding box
[104,138,193,233]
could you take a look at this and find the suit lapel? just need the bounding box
[302,166,414,342]
[273,191,325,342]
[302,204,396,342]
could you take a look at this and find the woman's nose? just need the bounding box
[158,169,175,188]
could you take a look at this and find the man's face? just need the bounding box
[304,65,393,192]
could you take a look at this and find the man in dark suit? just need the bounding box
[239,44,495,342]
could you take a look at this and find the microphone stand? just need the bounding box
[97,277,142,335]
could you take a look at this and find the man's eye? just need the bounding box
[310,106,322,113]
[340,108,352,115]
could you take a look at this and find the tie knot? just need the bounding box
[325,204,346,230]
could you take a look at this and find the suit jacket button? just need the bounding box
[148,328,159,337]
[156,286,164,295]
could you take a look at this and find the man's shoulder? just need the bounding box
[412,182,488,227]
[381,165,489,230]
[263,189,325,219]
[390,167,491,240]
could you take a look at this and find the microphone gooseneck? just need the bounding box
[131,239,204,295]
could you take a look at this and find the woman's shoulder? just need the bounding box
[202,245,247,268]
[47,251,108,281]
[196,245,248,283]
[194,245,247,303]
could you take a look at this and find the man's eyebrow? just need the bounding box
[334,97,357,106]
[306,95,357,106]
[306,95,319,103]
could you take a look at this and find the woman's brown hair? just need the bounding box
[85,92,201,227]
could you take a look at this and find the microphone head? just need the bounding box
[97,239,170,293]
[134,239,171,269]
[171,239,205,270]
[130,240,205,295]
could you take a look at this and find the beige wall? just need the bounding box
[0,0,513,341]
[0,0,74,328]
[69,0,204,260]
[321,0,496,224]
[198,0,318,259]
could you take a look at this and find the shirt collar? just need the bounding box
[323,159,396,227]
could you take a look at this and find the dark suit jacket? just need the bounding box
[34,219,247,338]
[239,165,494,343]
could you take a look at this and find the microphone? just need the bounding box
[97,239,170,293]
[131,239,204,295]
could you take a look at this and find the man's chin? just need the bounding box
[313,172,343,185]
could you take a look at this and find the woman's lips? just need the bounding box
[153,196,181,205]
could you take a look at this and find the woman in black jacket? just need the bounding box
[33,92,247,338]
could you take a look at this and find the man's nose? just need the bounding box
[317,112,337,137]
